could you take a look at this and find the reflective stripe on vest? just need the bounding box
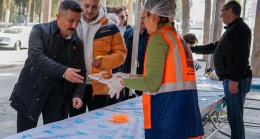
[143,26,196,95]
[146,81,196,94]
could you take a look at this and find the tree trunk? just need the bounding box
[0,0,3,22]
[40,0,43,23]
[33,0,36,22]
[182,0,189,35]
[5,0,10,22]
[209,0,224,69]
[42,0,52,23]
[252,0,260,77]
[202,0,211,61]
[26,0,31,24]
[101,0,106,5]
[212,0,224,42]
[128,0,133,25]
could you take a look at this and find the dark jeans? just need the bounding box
[70,84,118,116]
[17,93,66,133]
[223,77,252,139]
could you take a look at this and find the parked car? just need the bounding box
[0,26,32,50]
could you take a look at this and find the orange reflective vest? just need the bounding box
[142,26,197,129]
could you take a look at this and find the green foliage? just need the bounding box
[0,0,4,22]
[107,0,123,6]
[10,0,18,22]
[14,0,27,5]
[51,0,60,18]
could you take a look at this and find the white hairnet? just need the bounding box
[144,0,176,18]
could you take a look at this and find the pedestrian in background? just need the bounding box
[122,6,133,31]
[111,6,129,36]
[183,33,202,71]
[190,1,252,139]
[183,33,198,46]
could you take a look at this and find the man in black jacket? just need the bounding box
[9,0,86,133]
[190,1,252,139]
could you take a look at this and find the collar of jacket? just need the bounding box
[50,20,77,42]
[224,17,243,29]
[124,27,148,40]
[124,28,134,41]
[99,17,109,26]
[126,24,132,30]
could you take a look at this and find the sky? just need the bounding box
[190,0,205,21]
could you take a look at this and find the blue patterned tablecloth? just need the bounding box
[4,78,226,139]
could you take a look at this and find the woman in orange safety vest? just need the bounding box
[108,0,204,138]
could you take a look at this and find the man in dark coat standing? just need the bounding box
[190,1,252,139]
[9,0,86,133]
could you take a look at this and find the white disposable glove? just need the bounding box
[114,72,130,78]
[97,71,111,84]
[107,75,124,99]
[88,71,111,84]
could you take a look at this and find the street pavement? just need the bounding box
[0,51,260,139]
[0,48,27,69]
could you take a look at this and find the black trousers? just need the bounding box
[70,84,118,117]
[17,93,66,133]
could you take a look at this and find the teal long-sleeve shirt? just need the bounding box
[124,32,170,93]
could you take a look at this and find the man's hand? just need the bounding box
[72,97,83,109]
[92,57,102,68]
[63,68,84,83]
[229,80,239,94]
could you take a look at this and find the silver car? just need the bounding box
[0,26,32,50]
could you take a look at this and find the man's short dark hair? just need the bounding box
[183,33,198,45]
[59,0,83,13]
[224,1,241,16]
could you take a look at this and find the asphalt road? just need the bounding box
[0,67,22,98]
[0,48,27,64]
[0,48,26,98]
